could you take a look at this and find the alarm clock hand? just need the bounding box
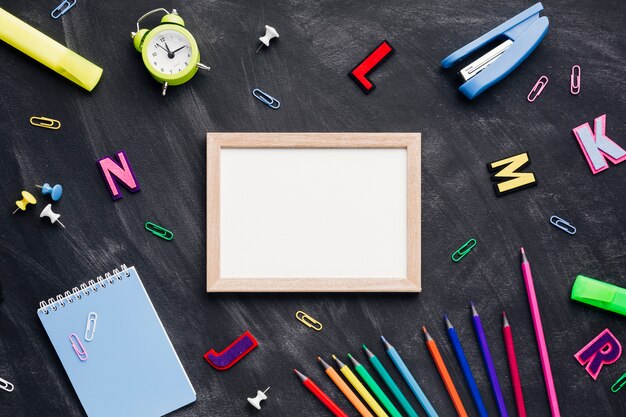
[171,45,187,55]
[161,42,175,59]
[157,43,174,58]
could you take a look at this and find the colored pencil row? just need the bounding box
[296,311,526,417]
[296,248,559,417]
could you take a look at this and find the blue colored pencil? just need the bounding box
[381,335,439,417]
[471,302,508,417]
[445,315,489,417]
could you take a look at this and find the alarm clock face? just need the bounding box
[146,29,193,75]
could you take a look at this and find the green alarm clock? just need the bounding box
[131,8,210,96]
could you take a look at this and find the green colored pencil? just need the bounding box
[364,345,419,417]
[348,354,403,417]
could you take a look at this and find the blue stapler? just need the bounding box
[441,3,549,99]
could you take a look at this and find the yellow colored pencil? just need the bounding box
[333,354,389,417]
[319,357,374,417]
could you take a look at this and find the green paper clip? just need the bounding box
[611,372,626,393]
[571,275,626,316]
[145,222,173,240]
[452,238,476,262]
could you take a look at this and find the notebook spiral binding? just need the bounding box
[38,264,130,315]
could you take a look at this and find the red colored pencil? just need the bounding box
[503,312,527,417]
[294,369,349,417]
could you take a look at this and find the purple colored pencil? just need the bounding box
[471,302,508,417]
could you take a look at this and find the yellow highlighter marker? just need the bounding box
[0,7,103,91]
[333,354,389,417]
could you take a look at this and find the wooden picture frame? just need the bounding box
[206,132,421,292]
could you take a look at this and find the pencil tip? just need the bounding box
[503,312,510,327]
[445,315,453,329]
[423,327,433,341]
[349,354,360,367]
[471,302,478,316]
[520,247,529,263]
[318,356,330,369]
[333,355,346,368]
[381,335,392,349]
[363,345,374,358]
[294,369,306,382]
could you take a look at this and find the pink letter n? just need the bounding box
[97,150,140,200]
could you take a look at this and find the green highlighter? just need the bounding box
[363,345,419,417]
[571,275,626,316]
[349,353,403,417]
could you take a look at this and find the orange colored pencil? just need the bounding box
[318,357,374,417]
[422,326,468,417]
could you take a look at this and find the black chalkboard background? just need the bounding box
[1,0,625,416]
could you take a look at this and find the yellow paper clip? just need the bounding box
[29,116,61,130]
[452,238,477,262]
[611,372,626,393]
[145,222,173,240]
[295,311,322,331]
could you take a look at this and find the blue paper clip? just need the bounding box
[452,238,477,262]
[51,0,76,19]
[611,372,626,393]
[252,89,280,109]
[550,215,576,235]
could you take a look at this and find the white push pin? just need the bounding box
[247,387,270,410]
[40,204,65,228]
[256,25,279,53]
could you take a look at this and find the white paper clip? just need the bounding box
[69,333,88,361]
[0,377,14,392]
[252,89,281,109]
[550,215,576,235]
[51,0,76,19]
[527,75,548,102]
[85,312,97,342]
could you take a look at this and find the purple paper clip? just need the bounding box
[69,333,88,361]
[527,75,548,102]
[571,65,581,95]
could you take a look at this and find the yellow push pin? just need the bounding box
[12,191,37,214]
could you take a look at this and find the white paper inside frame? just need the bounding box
[220,148,408,279]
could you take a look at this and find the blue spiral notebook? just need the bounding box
[37,265,196,417]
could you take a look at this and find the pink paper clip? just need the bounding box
[69,333,88,361]
[571,65,581,95]
[527,75,548,102]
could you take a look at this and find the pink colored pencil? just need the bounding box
[520,248,560,416]
[502,312,526,417]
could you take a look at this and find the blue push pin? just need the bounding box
[35,183,63,201]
